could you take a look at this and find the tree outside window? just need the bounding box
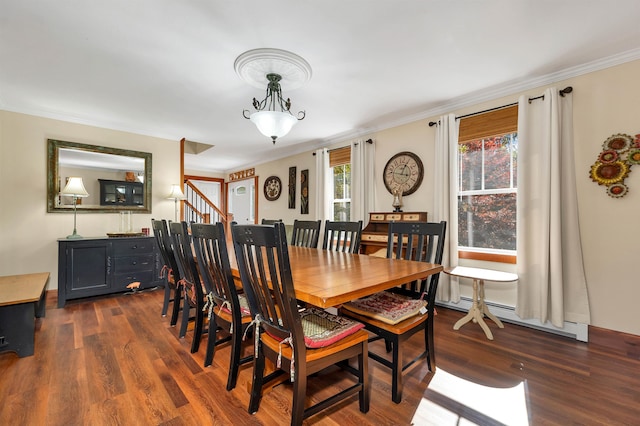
[332,164,351,221]
[458,133,517,251]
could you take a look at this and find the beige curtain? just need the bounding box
[350,139,376,225]
[314,147,331,222]
[433,114,460,302]
[516,87,591,327]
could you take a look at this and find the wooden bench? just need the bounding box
[0,272,49,357]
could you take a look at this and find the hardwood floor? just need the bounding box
[1,288,639,425]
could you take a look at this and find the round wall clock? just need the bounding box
[263,175,282,201]
[383,151,424,196]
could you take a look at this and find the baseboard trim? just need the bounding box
[437,298,589,342]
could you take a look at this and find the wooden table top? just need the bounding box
[231,246,443,308]
[0,272,50,306]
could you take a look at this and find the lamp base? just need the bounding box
[66,232,83,239]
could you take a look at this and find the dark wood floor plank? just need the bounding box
[2,288,640,425]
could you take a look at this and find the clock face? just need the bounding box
[383,151,424,196]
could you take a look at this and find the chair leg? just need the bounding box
[190,305,204,353]
[248,344,265,415]
[358,343,370,413]
[226,322,243,390]
[170,286,181,326]
[425,320,435,372]
[391,337,403,404]
[204,317,216,367]
[179,294,190,338]
[161,283,171,317]
[291,372,307,425]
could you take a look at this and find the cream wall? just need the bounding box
[0,111,180,292]
[2,59,638,336]
[238,59,640,336]
[253,150,316,224]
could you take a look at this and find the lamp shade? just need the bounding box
[60,177,89,197]
[250,111,298,140]
[167,184,186,200]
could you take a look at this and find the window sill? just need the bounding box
[458,250,516,264]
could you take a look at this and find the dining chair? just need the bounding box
[169,221,206,353]
[340,221,446,403]
[190,222,253,390]
[151,219,182,326]
[260,218,282,225]
[322,220,363,253]
[290,219,321,248]
[232,222,369,425]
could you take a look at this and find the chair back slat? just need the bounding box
[191,222,239,315]
[260,218,282,225]
[291,220,321,248]
[322,220,363,253]
[169,221,203,307]
[151,219,181,281]
[387,221,446,298]
[232,223,304,350]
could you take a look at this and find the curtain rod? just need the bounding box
[428,86,573,127]
[312,139,373,155]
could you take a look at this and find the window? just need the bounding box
[330,147,351,221]
[457,105,518,259]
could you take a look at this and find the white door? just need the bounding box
[228,179,255,224]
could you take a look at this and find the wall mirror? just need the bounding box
[47,139,152,213]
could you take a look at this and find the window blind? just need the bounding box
[329,146,351,167]
[458,105,518,142]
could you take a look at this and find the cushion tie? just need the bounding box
[277,335,295,382]
[243,315,262,358]
[202,292,216,321]
[159,265,171,279]
[178,278,197,305]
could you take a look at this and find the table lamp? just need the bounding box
[60,177,89,239]
[167,184,186,222]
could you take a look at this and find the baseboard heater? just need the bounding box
[436,298,589,342]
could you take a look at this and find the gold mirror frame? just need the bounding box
[47,139,152,213]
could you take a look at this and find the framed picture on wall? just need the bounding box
[301,169,309,214]
[289,166,296,209]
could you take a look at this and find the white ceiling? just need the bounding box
[3,1,640,173]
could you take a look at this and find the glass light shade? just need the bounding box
[60,177,89,197]
[167,184,186,200]
[250,111,298,140]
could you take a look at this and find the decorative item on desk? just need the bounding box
[119,211,132,233]
[141,227,150,236]
[60,177,89,239]
[392,189,403,212]
[167,184,186,222]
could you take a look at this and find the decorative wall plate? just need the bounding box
[263,175,282,201]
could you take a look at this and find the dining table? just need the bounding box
[228,243,443,308]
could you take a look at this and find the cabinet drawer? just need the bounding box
[362,233,388,242]
[112,239,154,256]
[113,254,155,274]
[113,271,156,290]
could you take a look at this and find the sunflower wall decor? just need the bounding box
[589,133,640,198]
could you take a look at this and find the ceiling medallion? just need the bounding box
[235,48,311,144]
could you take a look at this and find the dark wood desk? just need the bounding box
[231,246,442,308]
[0,272,50,357]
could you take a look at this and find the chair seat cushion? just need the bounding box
[342,291,427,325]
[300,307,364,348]
[219,293,252,317]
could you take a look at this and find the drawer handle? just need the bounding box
[132,245,138,249]
[132,261,137,265]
